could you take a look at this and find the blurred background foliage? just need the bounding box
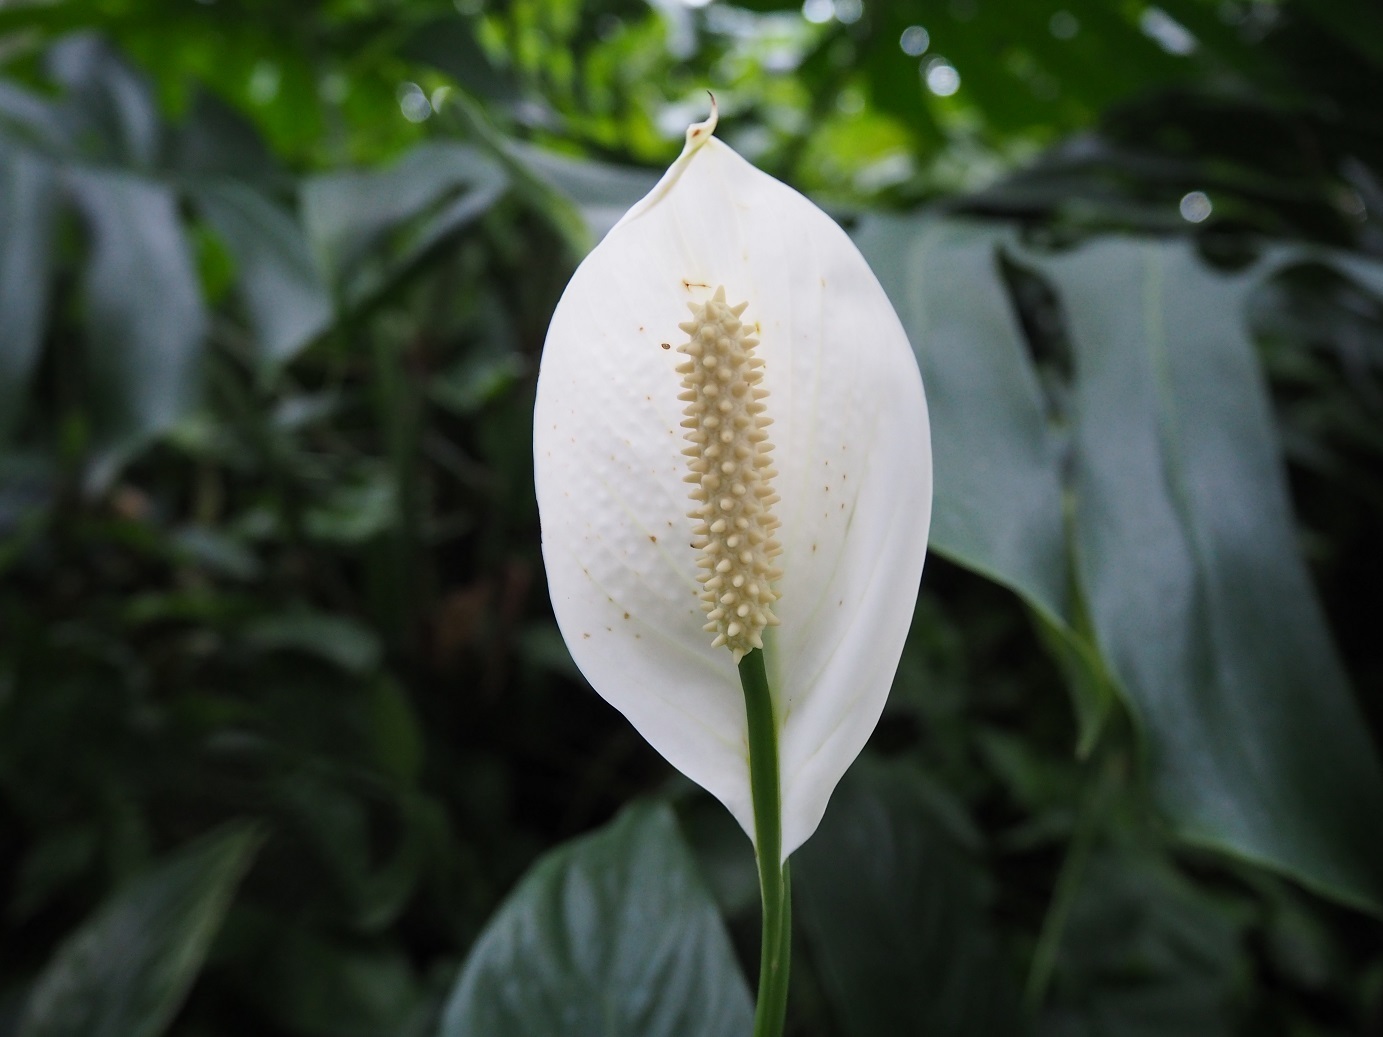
[1,0,1382,1034]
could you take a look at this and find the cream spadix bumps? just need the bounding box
[534,101,932,859]
[678,287,783,660]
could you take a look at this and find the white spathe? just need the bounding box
[533,103,932,860]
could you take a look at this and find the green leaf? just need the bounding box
[301,142,506,306]
[1032,602,1117,760]
[0,80,60,150]
[271,768,422,933]
[1037,850,1250,1037]
[18,823,261,1037]
[46,35,161,169]
[68,169,208,488]
[438,801,752,1037]
[302,469,399,544]
[217,907,425,1037]
[429,351,528,417]
[364,676,425,786]
[168,90,281,186]
[854,216,1070,625]
[794,760,1026,1037]
[0,153,57,442]
[242,611,382,674]
[169,525,262,581]
[403,16,521,102]
[863,215,1383,913]
[189,179,333,366]
[1032,237,1383,913]
[507,142,658,243]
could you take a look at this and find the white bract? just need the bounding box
[534,103,931,859]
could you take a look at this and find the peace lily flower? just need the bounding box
[534,101,931,862]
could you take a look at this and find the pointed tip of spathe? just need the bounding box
[684,92,719,154]
[614,92,723,229]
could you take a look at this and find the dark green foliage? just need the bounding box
[861,217,1383,910]
[439,803,753,1037]
[17,825,260,1037]
[1,2,1382,1035]
[795,760,1025,1036]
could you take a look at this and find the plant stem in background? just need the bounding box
[1023,750,1120,1012]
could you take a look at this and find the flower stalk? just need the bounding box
[739,648,791,1036]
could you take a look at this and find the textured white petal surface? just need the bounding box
[534,117,931,858]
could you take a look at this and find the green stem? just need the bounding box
[738,649,791,1037]
[1023,752,1118,1013]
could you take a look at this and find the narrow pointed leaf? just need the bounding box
[18,823,260,1037]
[45,35,160,168]
[509,142,658,242]
[438,802,752,1037]
[190,180,333,366]
[68,170,207,486]
[301,142,506,306]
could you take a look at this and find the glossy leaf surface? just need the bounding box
[859,216,1383,912]
[438,802,752,1037]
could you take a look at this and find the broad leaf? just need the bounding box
[438,801,752,1037]
[169,91,282,187]
[18,823,260,1037]
[241,610,382,675]
[854,217,1069,625]
[68,169,207,488]
[404,17,520,102]
[1037,237,1383,912]
[191,180,333,366]
[857,217,1115,750]
[508,143,658,243]
[0,80,59,149]
[860,216,1383,913]
[45,35,160,169]
[795,760,1026,1037]
[1037,850,1249,1037]
[301,142,506,306]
